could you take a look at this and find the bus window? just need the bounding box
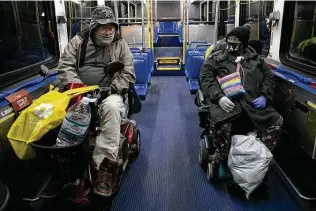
[64,1,97,40]
[239,0,274,57]
[281,1,316,74]
[289,1,316,65]
[0,1,54,77]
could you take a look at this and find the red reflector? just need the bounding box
[268,63,277,71]
[310,82,316,89]
[128,125,134,144]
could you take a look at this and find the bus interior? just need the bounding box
[0,0,316,210]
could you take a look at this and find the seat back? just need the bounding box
[189,55,205,80]
[154,25,159,43]
[186,44,210,67]
[248,40,263,55]
[178,25,183,43]
[159,21,177,34]
[134,59,147,85]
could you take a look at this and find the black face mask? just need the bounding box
[226,42,242,52]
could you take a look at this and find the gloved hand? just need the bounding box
[252,95,267,109]
[218,96,235,113]
[96,87,112,104]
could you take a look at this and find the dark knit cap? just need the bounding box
[226,26,250,47]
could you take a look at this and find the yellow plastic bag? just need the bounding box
[7,85,98,159]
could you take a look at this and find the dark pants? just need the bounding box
[211,110,283,162]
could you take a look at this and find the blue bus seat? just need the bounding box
[173,22,179,33]
[130,47,142,53]
[159,21,177,34]
[178,25,183,43]
[72,23,79,38]
[185,42,210,77]
[143,48,154,73]
[132,51,151,83]
[131,47,153,83]
[185,41,208,64]
[186,44,211,94]
[154,25,159,44]
[134,59,148,100]
[187,53,205,94]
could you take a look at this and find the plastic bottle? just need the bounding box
[56,97,92,147]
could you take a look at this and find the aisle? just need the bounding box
[112,76,299,211]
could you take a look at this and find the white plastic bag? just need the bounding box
[227,134,273,199]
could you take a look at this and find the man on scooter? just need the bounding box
[57,6,135,197]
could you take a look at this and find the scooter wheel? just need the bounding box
[199,137,209,170]
[207,162,219,184]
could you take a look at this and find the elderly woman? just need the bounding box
[199,26,283,179]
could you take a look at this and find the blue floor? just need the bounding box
[112,76,300,211]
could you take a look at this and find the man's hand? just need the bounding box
[96,87,112,104]
[218,96,235,113]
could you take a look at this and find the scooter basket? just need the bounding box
[30,127,90,183]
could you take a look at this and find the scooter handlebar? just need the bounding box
[95,87,112,104]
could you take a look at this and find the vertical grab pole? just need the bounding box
[235,0,240,27]
[127,0,130,20]
[155,0,157,23]
[206,0,209,22]
[214,0,219,43]
[147,0,152,49]
[141,0,145,49]
[151,0,154,49]
[180,0,183,23]
[135,5,137,22]
[113,1,119,31]
[186,0,189,44]
[248,0,251,21]
[182,0,187,65]
[200,2,202,21]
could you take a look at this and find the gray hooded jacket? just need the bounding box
[57,20,135,95]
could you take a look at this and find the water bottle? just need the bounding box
[56,97,92,147]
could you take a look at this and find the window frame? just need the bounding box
[0,1,60,90]
[238,0,273,58]
[279,1,316,77]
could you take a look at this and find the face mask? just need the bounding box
[93,32,115,47]
[226,42,242,52]
[226,35,242,53]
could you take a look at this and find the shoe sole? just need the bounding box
[40,194,57,199]
[93,188,112,197]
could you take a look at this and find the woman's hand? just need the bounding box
[218,96,235,113]
[252,95,267,109]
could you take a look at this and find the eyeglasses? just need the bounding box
[96,25,115,34]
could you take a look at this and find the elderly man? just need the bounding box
[57,6,135,196]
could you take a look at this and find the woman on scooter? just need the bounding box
[199,26,283,190]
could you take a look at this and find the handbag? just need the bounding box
[217,63,246,99]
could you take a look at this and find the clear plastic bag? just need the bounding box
[227,134,273,199]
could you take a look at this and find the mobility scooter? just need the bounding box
[195,89,220,183]
[27,61,142,208]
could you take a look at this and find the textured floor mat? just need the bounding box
[111,77,299,211]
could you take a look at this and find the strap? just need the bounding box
[77,29,90,68]
[236,63,241,73]
[79,36,89,67]
[63,85,99,98]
